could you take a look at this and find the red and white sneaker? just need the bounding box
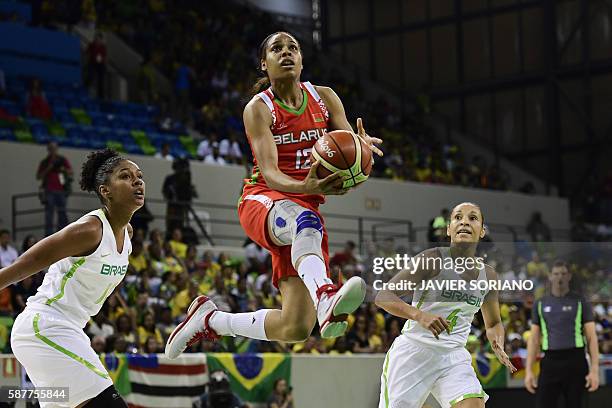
[316,276,366,339]
[165,295,220,359]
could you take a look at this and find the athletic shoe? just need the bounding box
[165,295,219,359]
[316,276,366,338]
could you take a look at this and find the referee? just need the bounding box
[525,260,600,407]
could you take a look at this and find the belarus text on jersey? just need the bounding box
[273,128,327,145]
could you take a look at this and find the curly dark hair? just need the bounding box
[80,148,124,203]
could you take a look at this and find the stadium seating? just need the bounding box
[0,77,194,159]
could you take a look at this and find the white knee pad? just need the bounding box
[267,199,324,266]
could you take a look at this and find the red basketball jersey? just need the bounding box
[243,81,330,205]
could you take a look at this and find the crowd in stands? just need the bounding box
[0,217,609,361]
[26,0,513,191]
[0,2,609,366]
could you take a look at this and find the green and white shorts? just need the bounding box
[379,335,488,408]
[11,305,112,407]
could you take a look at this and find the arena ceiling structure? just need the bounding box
[319,0,612,220]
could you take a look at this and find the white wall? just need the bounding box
[0,142,569,247]
[291,354,385,408]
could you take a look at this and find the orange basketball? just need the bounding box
[310,130,372,189]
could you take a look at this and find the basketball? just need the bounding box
[310,130,373,188]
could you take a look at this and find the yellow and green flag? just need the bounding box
[100,354,131,396]
[206,353,291,402]
[472,352,507,388]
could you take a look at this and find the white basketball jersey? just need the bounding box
[401,247,488,350]
[27,209,131,328]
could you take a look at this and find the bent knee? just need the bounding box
[282,321,314,342]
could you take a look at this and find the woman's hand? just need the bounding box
[416,310,451,340]
[301,161,348,195]
[491,336,517,373]
[356,118,383,158]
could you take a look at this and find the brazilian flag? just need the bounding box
[472,352,507,388]
[206,353,291,402]
[100,354,132,396]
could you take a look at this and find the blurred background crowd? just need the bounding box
[1,215,609,364]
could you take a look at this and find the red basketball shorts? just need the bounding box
[238,189,330,288]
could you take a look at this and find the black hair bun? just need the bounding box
[80,148,119,192]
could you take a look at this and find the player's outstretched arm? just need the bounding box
[374,248,450,339]
[316,86,383,157]
[0,217,102,290]
[481,265,517,373]
[243,99,345,195]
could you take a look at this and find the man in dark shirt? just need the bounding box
[87,31,107,98]
[36,142,72,236]
[525,260,599,407]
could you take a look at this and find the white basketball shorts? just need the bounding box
[379,335,489,408]
[10,305,112,407]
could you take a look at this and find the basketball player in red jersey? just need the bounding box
[166,32,383,357]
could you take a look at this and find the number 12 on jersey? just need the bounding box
[295,148,312,169]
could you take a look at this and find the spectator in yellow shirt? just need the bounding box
[202,250,221,279]
[169,228,188,259]
[138,311,164,350]
[526,251,549,279]
[149,242,170,276]
[129,239,148,274]
[171,280,199,318]
[163,241,186,274]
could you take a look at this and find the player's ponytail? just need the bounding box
[80,148,123,203]
[251,76,271,96]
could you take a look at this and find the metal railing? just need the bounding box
[11,192,414,252]
[411,223,572,244]
[12,191,573,254]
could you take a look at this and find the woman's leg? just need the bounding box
[208,276,315,342]
[452,398,485,408]
[263,276,317,342]
[165,195,363,358]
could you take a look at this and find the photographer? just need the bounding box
[195,370,249,408]
[36,142,72,236]
[162,157,197,233]
[267,378,293,408]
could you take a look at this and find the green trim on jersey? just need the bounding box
[402,290,429,334]
[247,171,260,185]
[538,301,549,351]
[575,301,584,348]
[274,89,308,115]
[94,283,114,304]
[382,344,392,408]
[449,391,486,406]
[45,257,86,305]
[415,289,429,310]
[33,313,110,379]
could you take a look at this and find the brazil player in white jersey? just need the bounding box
[375,202,516,408]
[2,149,144,407]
